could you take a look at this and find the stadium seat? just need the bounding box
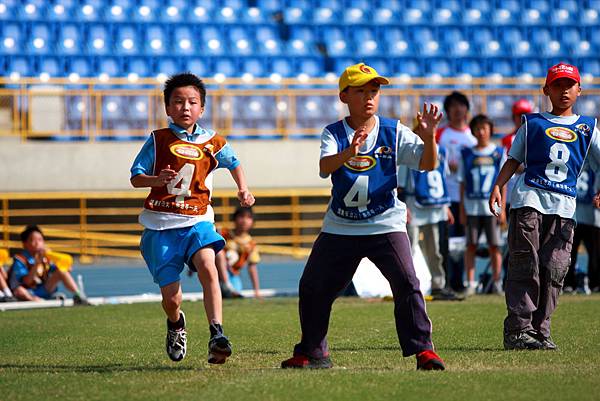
[458,59,484,77]
[516,58,544,77]
[424,58,453,77]
[103,1,131,22]
[144,25,168,55]
[132,0,157,22]
[68,57,94,77]
[228,26,254,56]
[520,8,548,26]
[126,57,152,77]
[461,8,488,25]
[501,0,520,13]
[577,95,600,116]
[214,5,238,23]
[580,58,600,76]
[240,58,266,77]
[312,8,339,24]
[384,27,410,56]
[287,26,316,56]
[7,56,33,76]
[87,24,111,55]
[28,23,54,55]
[321,26,351,57]
[158,0,186,22]
[38,57,63,77]
[432,8,459,25]
[551,8,574,25]
[372,8,394,25]
[156,57,180,77]
[401,7,429,25]
[1,22,22,55]
[283,7,309,24]
[579,8,599,26]
[352,27,380,57]
[183,58,210,77]
[17,2,45,20]
[213,58,237,77]
[392,58,422,77]
[257,0,282,13]
[270,58,294,77]
[343,8,370,24]
[487,58,514,77]
[200,25,225,55]
[97,57,123,78]
[298,57,324,77]
[74,2,101,21]
[58,24,83,55]
[47,1,74,21]
[256,26,282,56]
[486,95,513,119]
[173,25,195,55]
[0,1,16,21]
[114,25,141,55]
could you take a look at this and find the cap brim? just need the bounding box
[546,74,579,86]
[341,76,390,92]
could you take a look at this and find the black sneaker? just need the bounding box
[504,331,544,350]
[73,294,92,306]
[166,311,187,362]
[431,288,465,301]
[527,330,558,350]
[208,323,232,364]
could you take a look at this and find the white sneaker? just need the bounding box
[166,311,187,362]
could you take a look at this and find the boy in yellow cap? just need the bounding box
[281,63,446,370]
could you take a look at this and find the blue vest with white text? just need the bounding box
[461,145,503,199]
[524,113,595,198]
[576,164,596,204]
[410,146,450,207]
[329,117,398,220]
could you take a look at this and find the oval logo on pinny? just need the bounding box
[545,127,577,143]
[344,155,376,171]
[170,144,204,160]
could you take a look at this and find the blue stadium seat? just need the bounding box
[173,25,195,55]
[520,8,547,26]
[392,58,422,77]
[375,0,402,11]
[1,22,22,55]
[408,0,431,11]
[432,8,459,25]
[256,26,282,56]
[487,58,514,76]
[97,57,123,77]
[103,1,130,22]
[577,95,600,117]
[46,1,74,21]
[465,0,491,11]
[580,58,600,76]
[579,8,599,26]
[115,25,140,55]
[267,58,292,77]
[127,57,152,77]
[517,58,544,77]
[312,7,339,24]
[551,8,574,25]
[183,58,210,77]
[132,0,157,22]
[18,2,45,20]
[214,5,239,23]
[144,25,168,55]
[58,24,83,55]
[243,7,266,24]
[458,59,484,76]
[87,24,111,55]
[28,23,54,54]
[343,8,370,24]
[372,8,394,24]
[287,26,316,55]
[364,58,390,76]
[461,8,488,25]
[442,27,472,57]
[486,95,513,120]
[283,7,309,24]
[425,58,453,77]
[401,7,429,25]
[501,0,521,13]
[527,0,551,12]
[200,25,225,55]
[256,0,282,13]
[7,56,33,76]
[384,27,410,56]
[321,26,351,57]
[352,27,381,57]
[74,2,102,21]
[241,58,266,77]
[298,57,324,77]
[214,58,237,77]
[228,26,254,56]
[0,1,17,21]
[68,57,94,77]
[156,57,180,76]
[38,56,63,77]
[158,0,186,22]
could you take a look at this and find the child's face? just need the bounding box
[543,78,581,111]
[234,213,253,233]
[165,86,204,131]
[24,231,45,254]
[472,122,491,146]
[339,81,380,120]
[447,100,468,124]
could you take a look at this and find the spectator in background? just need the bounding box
[398,120,458,300]
[436,91,477,291]
[501,99,534,211]
[459,115,506,295]
[0,248,16,302]
[216,207,262,299]
[8,225,90,305]
[564,164,600,294]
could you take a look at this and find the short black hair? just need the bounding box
[20,225,43,243]
[233,206,254,220]
[469,114,494,135]
[163,72,206,106]
[443,91,470,113]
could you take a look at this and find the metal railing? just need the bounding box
[0,189,332,261]
[1,76,598,141]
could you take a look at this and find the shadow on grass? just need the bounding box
[332,345,502,352]
[0,363,199,373]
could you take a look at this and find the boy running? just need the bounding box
[489,63,600,350]
[281,63,445,370]
[130,73,254,364]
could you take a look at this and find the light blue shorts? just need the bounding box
[227,270,244,293]
[140,221,225,288]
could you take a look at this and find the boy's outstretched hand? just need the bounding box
[238,189,255,207]
[350,126,369,156]
[594,191,600,209]
[488,185,502,217]
[415,103,443,140]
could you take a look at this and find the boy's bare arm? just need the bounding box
[488,158,520,216]
[594,191,600,209]
[320,126,368,176]
[130,165,177,188]
[230,165,255,207]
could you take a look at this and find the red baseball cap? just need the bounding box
[545,62,580,86]
[512,99,533,115]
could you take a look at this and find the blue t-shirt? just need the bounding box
[409,147,450,207]
[8,251,56,290]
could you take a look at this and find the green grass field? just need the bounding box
[1,295,599,401]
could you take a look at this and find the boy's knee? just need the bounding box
[163,293,181,309]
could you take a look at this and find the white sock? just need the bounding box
[469,280,478,289]
[3,288,13,297]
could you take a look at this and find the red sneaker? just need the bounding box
[281,354,333,369]
[416,350,446,370]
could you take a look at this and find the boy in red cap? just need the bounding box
[281,63,446,370]
[489,63,600,350]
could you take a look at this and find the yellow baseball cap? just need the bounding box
[338,63,390,93]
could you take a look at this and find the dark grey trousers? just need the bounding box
[293,231,434,359]
[504,207,575,338]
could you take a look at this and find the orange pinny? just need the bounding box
[144,128,227,216]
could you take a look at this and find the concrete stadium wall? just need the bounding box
[0,139,328,192]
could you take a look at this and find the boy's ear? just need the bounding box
[576,83,582,97]
[542,85,549,96]
[339,91,348,104]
